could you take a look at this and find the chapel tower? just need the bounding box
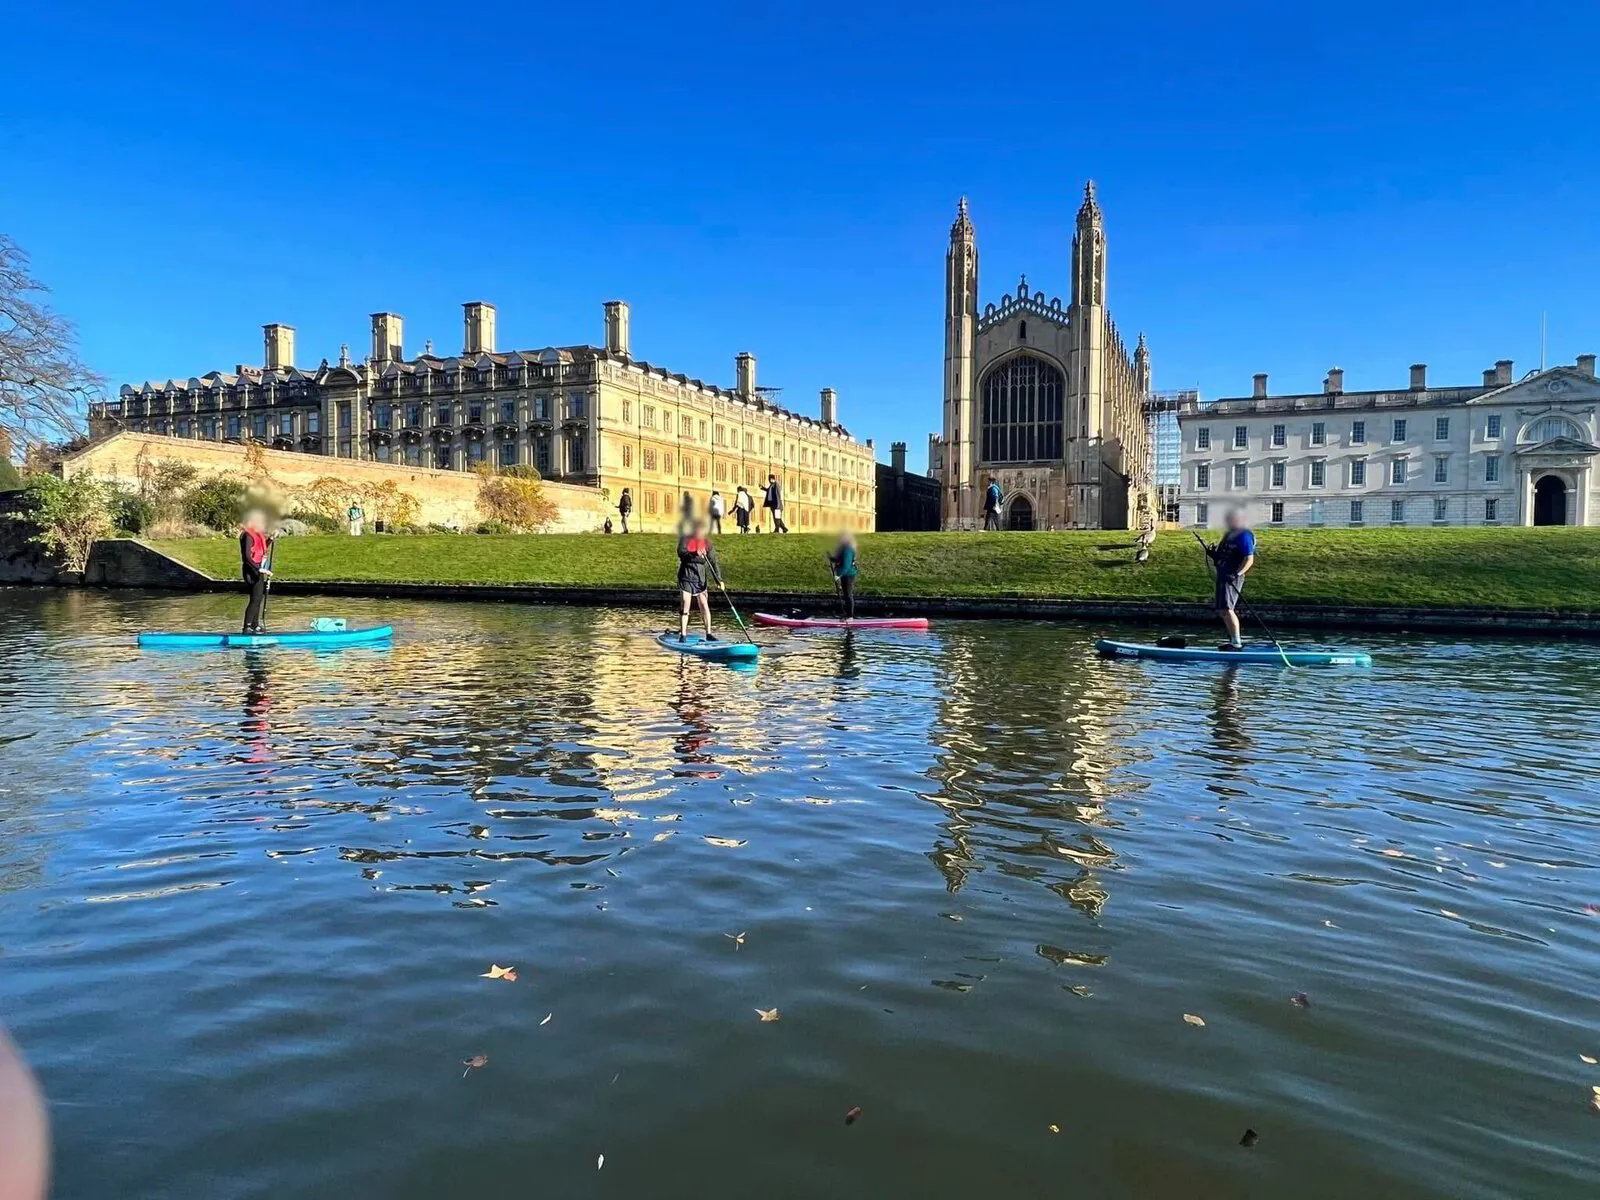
[1068,180,1108,522]
[943,197,979,529]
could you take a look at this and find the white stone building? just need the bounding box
[1178,356,1600,529]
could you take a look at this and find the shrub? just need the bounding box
[182,477,249,531]
[135,452,199,524]
[108,485,157,534]
[426,522,458,534]
[475,465,558,531]
[286,509,341,534]
[16,472,112,572]
[0,456,22,493]
[475,519,513,534]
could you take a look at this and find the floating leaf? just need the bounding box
[725,932,746,949]
[1183,1013,1206,1027]
[540,1013,552,1026]
[652,832,675,843]
[597,1154,604,1170]
[1380,849,1405,858]
[705,837,748,848]
[1239,1128,1259,1148]
[1290,993,1310,1008]
[1580,1054,1596,1064]
[756,1007,780,1023]
[1047,1123,1060,1134]
[480,964,518,981]
[461,1054,489,1077]
[1441,909,1460,919]
[845,1106,863,1125]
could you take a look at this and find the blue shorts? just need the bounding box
[1215,573,1243,612]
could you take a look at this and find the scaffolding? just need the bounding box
[1143,389,1196,523]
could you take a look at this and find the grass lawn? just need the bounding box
[148,527,1600,611]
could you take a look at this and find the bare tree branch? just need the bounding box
[0,235,105,459]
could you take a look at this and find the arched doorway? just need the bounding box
[1007,495,1034,531]
[1533,475,1568,526]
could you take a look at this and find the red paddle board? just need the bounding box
[752,613,930,631]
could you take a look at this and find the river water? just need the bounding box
[1,589,1597,1199]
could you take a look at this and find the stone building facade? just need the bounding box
[1178,357,1600,529]
[874,442,940,531]
[90,301,876,533]
[930,183,1152,530]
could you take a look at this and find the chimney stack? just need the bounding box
[371,312,404,363]
[1578,353,1596,379]
[1409,363,1427,390]
[820,387,838,426]
[603,300,631,357]
[1325,367,1344,394]
[1252,373,1268,399]
[462,302,496,354]
[263,324,295,371]
[735,352,757,398]
[1495,359,1513,385]
[891,441,907,473]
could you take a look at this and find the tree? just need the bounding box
[16,472,112,572]
[0,235,103,454]
[475,464,559,531]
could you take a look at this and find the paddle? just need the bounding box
[258,534,279,631]
[716,578,756,645]
[1192,531,1292,668]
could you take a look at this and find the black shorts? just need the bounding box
[679,576,708,597]
[1215,573,1243,612]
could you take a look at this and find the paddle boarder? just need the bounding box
[827,529,859,620]
[1205,508,1256,651]
[239,508,273,634]
[676,517,723,642]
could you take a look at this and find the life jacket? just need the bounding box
[243,529,268,567]
[685,536,710,557]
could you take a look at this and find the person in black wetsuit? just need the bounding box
[676,517,723,641]
[827,529,859,620]
[239,510,273,633]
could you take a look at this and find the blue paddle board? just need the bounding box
[139,625,394,649]
[1095,638,1371,667]
[655,632,760,662]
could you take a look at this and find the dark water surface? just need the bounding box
[3,589,1598,1199]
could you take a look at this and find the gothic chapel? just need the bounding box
[932,183,1152,530]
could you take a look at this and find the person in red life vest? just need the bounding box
[675,518,723,642]
[239,509,274,633]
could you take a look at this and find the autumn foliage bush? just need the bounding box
[474,465,558,532]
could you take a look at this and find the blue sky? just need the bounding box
[4,1,1597,469]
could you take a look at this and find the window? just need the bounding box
[1351,420,1366,445]
[569,437,586,474]
[699,420,708,441]
[374,407,392,430]
[716,424,726,446]
[1194,502,1209,526]
[1434,455,1448,484]
[621,399,632,424]
[1270,461,1285,488]
[621,445,633,468]
[1391,498,1405,524]
[644,491,658,515]
[433,445,452,470]
[1390,459,1407,485]
[1270,501,1284,524]
[1233,425,1248,449]
[1484,498,1498,522]
[374,444,391,463]
[1526,415,1583,443]
[1310,460,1326,488]
[980,356,1064,462]
[1311,421,1326,446]
[436,403,453,426]
[643,448,657,471]
[569,393,586,420]
[466,440,486,466]
[405,403,421,426]
[1350,499,1364,525]
[698,457,708,479]
[281,414,295,436]
[535,438,551,475]
[1232,462,1248,489]
[467,402,483,425]
[405,442,422,466]
[226,414,241,438]
[252,413,269,438]
[1196,464,1211,490]
[1486,414,1502,439]
[1435,416,1449,440]
[1392,418,1407,442]
[498,439,518,467]
[1351,458,1367,486]
[663,454,675,475]
[1271,423,1286,448]
[1309,499,1325,526]
[680,414,693,437]
[500,400,516,423]
[642,405,656,429]
[1485,454,1500,483]
[1197,427,1211,450]
[1433,497,1448,523]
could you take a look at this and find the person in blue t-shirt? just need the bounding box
[1205,508,1256,650]
[983,477,1002,530]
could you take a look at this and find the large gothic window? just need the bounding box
[981,356,1065,463]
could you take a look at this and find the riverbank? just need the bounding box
[149,527,1600,609]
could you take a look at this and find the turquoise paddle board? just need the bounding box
[655,632,760,662]
[139,625,394,649]
[1095,638,1371,667]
